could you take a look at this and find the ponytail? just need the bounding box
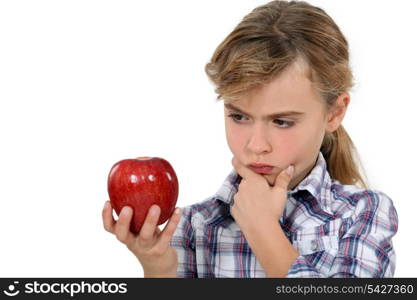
[321,125,369,189]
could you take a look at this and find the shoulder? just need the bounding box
[331,181,396,214]
[330,181,398,233]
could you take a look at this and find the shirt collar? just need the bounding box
[214,151,331,209]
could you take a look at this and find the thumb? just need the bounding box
[273,165,294,191]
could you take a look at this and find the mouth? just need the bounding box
[248,164,274,175]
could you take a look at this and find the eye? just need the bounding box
[273,119,294,128]
[227,113,248,122]
[227,112,295,128]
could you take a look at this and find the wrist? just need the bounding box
[144,271,177,278]
[142,263,177,278]
[243,218,278,238]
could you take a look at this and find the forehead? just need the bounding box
[226,59,322,110]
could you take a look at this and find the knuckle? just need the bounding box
[169,216,179,226]
[163,227,174,238]
[103,224,111,233]
[170,219,180,230]
[116,233,127,244]
[103,221,113,233]
[137,236,147,244]
[138,233,151,243]
[169,223,178,233]
[125,240,135,252]
[149,247,164,257]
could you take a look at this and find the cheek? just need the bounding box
[298,123,325,154]
[272,133,299,157]
[225,122,245,154]
[271,130,306,168]
[281,125,323,170]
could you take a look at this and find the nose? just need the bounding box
[246,124,272,155]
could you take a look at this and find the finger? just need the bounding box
[138,205,161,245]
[232,156,264,184]
[273,165,294,191]
[114,206,136,245]
[155,207,182,251]
[154,226,162,235]
[102,200,116,233]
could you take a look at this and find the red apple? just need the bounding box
[107,157,179,234]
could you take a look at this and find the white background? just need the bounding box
[0,0,416,277]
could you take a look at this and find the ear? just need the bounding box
[325,93,350,133]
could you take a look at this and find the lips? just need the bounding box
[248,164,274,175]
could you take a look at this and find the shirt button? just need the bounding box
[311,240,319,251]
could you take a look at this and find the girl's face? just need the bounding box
[224,61,349,189]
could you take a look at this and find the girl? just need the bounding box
[102,0,398,278]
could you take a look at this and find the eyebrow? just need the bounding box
[224,103,305,120]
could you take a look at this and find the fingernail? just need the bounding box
[121,207,130,216]
[104,201,108,209]
[286,165,294,176]
[175,208,181,215]
[150,205,158,216]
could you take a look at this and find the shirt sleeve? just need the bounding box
[169,205,198,278]
[286,191,398,278]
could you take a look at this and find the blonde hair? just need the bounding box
[205,0,369,189]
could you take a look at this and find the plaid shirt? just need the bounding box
[170,151,398,277]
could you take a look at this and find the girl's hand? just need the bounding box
[102,200,182,277]
[230,157,294,235]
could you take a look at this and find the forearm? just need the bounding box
[244,222,299,277]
